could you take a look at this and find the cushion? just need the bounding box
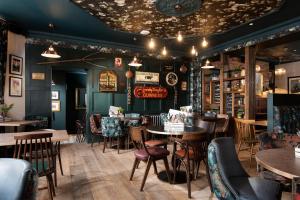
[145,139,167,147]
[134,147,169,160]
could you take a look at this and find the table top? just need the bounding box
[146,126,205,136]
[235,118,267,127]
[0,120,42,127]
[255,148,300,179]
[0,130,69,146]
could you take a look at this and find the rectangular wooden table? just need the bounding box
[0,130,69,146]
[0,120,43,132]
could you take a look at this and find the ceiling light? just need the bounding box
[249,22,254,26]
[128,56,142,68]
[148,38,155,49]
[177,31,183,42]
[256,64,261,72]
[41,45,61,58]
[201,59,215,69]
[140,30,150,35]
[161,46,167,56]
[275,68,286,75]
[201,37,208,48]
[191,46,196,55]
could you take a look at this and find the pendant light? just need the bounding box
[41,23,61,59]
[161,46,167,56]
[177,31,183,42]
[41,45,61,58]
[201,37,208,48]
[148,38,155,49]
[191,46,197,55]
[128,56,142,69]
[201,59,215,69]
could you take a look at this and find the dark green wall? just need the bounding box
[25,44,190,142]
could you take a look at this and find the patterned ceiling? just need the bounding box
[72,0,284,38]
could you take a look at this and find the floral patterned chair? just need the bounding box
[101,117,123,154]
[89,114,102,147]
[159,113,168,126]
[208,137,281,200]
[125,113,141,127]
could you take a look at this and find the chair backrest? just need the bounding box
[13,133,55,177]
[181,133,207,161]
[216,117,230,133]
[235,119,256,141]
[208,137,248,199]
[0,158,37,200]
[129,126,146,150]
[101,117,122,137]
[90,114,101,134]
[195,120,216,141]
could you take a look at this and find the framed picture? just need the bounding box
[32,72,45,80]
[99,70,118,92]
[9,76,22,97]
[114,57,122,68]
[288,76,300,94]
[52,91,60,100]
[166,72,178,86]
[9,55,23,76]
[135,71,159,84]
[52,101,60,112]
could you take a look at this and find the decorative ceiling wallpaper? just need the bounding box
[72,0,284,38]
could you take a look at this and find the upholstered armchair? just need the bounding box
[101,117,123,153]
[89,114,102,147]
[0,158,37,200]
[208,137,281,200]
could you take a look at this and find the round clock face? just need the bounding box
[166,72,178,86]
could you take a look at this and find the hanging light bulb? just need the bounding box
[201,59,215,69]
[177,31,183,42]
[128,56,142,69]
[41,45,61,58]
[148,38,155,49]
[191,46,196,55]
[201,37,208,48]
[161,46,167,56]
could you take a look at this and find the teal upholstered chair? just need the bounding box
[208,137,281,200]
[101,117,123,154]
[125,113,141,127]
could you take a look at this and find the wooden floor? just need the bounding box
[37,141,288,200]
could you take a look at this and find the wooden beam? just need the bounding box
[220,53,228,114]
[244,46,256,119]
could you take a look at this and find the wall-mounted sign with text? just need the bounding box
[134,86,168,99]
[135,71,159,85]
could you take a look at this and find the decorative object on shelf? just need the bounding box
[135,71,159,84]
[166,72,178,86]
[133,86,168,99]
[180,64,188,73]
[9,55,23,76]
[99,70,118,92]
[128,56,142,69]
[9,76,22,97]
[288,76,300,94]
[127,81,132,105]
[41,45,61,59]
[31,72,45,80]
[52,101,60,112]
[181,81,187,91]
[51,91,59,100]
[114,57,122,68]
[237,108,244,119]
[232,66,242,77]
[0,103,13,121]
[241,68,246,77]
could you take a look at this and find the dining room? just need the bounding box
[1,0,300,200]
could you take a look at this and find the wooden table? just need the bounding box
[146,126,205,136]
[250,120,267,127]
[256,148,300,196]
[0,120,42,132]
[0,130,69,146]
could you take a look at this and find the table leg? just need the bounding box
[14,126,18,132]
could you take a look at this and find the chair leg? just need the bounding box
[140,159,152,191]
[237,140,242,155]
[91,135,94,147]
[57,145,63,176]
[173,156,177,184]
[249,143,254,168]
[117,136,120,154]
[130,158,139,181]
[46,175,53,200]
[153,160,158,175]
[54,158,57,187]
[163,157,171,184]
[103,137,107,153]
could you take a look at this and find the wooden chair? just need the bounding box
[235,119,259,167]
[75,120,85,143]
[172,133,207,198]
[215,114,230,137]
[89,114,102,147]
[129,126,171,191]
[14,133,56,200]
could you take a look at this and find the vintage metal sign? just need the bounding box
[134,86,168,99]
[135,71,159,84]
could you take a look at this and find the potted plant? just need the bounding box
[237,109,244,119]
[0,103,14,121]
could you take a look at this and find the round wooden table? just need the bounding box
[146,125,205,184]
[256,148,300,195]
[146,125,205,136]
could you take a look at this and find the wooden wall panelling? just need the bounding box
[220,53,228,114]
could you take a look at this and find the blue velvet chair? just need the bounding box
[101,117,123,154]
[208,137,282,200]
[0,158,37,200]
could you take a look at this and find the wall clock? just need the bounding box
[166,72,178,86]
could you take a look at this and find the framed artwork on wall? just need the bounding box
[114,57,122,68]
[52,101,60,112]
[288,76,300,94]
[32,72,45,80]
[51,91,60,100]
[9,55,23,76]
[135,71,159,85]
[166,72,178,86]
[9,76,22,97]
[99,70,118,92]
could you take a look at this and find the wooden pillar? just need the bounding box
[220,53,228,114]
[244,46,256,119]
